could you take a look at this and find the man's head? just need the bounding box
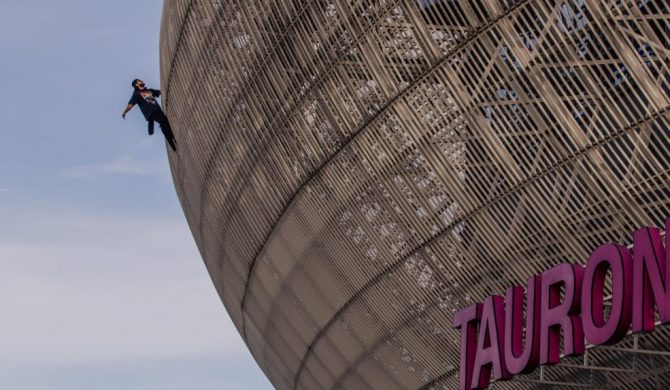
[131,79,145,90]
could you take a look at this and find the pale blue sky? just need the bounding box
[0,1,272,389]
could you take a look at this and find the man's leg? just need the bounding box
[154,111,177,152]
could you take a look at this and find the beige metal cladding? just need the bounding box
[160,0,670,388]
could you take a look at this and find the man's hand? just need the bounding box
[122,103,134,120]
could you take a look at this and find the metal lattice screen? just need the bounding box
[159,0,670,388]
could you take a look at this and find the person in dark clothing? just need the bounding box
[122,79,177,152]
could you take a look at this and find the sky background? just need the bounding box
[0,0,272,389]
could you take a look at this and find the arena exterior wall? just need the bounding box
[159,0,670,388]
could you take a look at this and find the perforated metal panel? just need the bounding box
[159,0,670,388]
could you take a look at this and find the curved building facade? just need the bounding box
[159,0,670,388]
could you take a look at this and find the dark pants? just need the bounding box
[148,111,177,152]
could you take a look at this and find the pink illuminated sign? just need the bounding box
[452,219,670,389]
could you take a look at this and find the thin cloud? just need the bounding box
[0,188,9,192]
[64,155,164,178]
[0,211,250,364]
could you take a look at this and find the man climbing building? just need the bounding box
[122,79,177,152]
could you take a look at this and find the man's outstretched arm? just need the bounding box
[122,104,134,119]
